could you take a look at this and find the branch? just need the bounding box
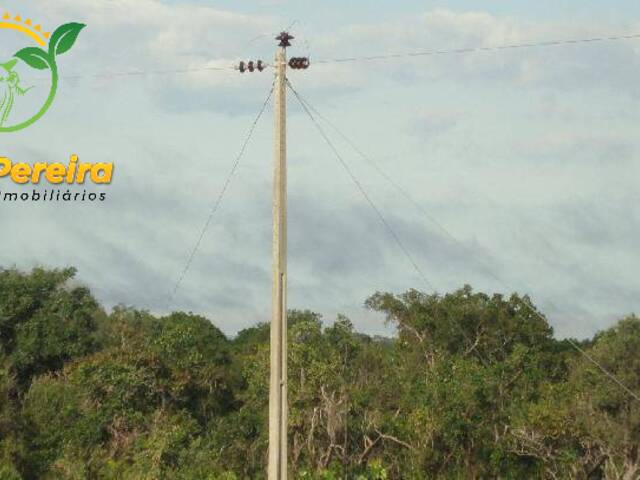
[374,428,414,451]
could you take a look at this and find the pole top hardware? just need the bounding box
[276,31,294,48]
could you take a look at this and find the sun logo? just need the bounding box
[0,12,85,133]
[0,13,51,46]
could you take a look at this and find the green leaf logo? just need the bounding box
[14,47,51,71]
[0,21,85,133]
[49,23,86,57]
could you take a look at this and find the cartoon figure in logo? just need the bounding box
[0,59,33,127]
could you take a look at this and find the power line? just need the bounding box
[62,65,237,80]
[290,91,640,403]
[23,30,640,82]
[566,338,640,402]
[24,64,238,83]
[314,32,640,65]
[289,80,500,368]
[165,80,275,309]
[287,79,435,293]
[288,81,502,368]
[298,96,511,290]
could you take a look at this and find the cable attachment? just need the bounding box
[288,57,310,70]
[238,60,266,73]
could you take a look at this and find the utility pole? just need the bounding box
[269,31,291,480]
[238,31,309,480]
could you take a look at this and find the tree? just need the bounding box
[0,267,100,386]
[1,267,638,479]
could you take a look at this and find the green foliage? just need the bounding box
[0,268,638,479]
[0,267,100,386]
[366,286,555,362]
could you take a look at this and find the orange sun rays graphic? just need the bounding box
[0,12,50,46]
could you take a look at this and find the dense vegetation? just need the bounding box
[0,267,638,479]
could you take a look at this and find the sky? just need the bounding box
[1,0,639,339]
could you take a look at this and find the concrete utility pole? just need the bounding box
[239,31,309,479]
[268,31,291,480]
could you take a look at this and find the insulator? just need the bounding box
[239,60,266,73]
[288,57,310,70]
[276,31,294,48]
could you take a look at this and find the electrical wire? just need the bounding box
[54,65,238,82]
[314,33,640,66]
[297,95,510,289]
[165,79,275,309]
[287,79,434,292]
[23,30,640,81]
[290,90,640,403]
[65,65,236,79]
[288,79,498,367]
[22,64,240,84]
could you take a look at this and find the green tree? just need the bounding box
[0,267,100,386]
[1,266,638,479]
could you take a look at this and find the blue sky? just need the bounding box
[1,0,639,339]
